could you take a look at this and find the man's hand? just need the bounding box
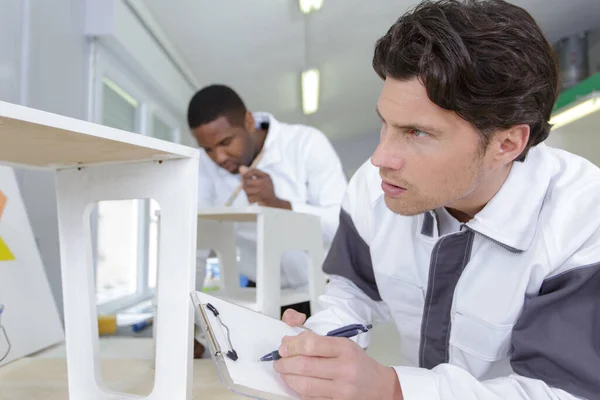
[239,166,292,210]
[282,309,307,327]
[274,331,403,400]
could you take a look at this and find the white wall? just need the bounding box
[5,0,90,321]
[86,0,197,146]
[546,119,600,166]
[332,133,378,179]
[0,0,24,105]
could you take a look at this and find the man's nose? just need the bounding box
[215,147,228,164]
[371,139,405,171]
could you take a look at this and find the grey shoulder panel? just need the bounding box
[511,263,600,399]
[322,209,381,301]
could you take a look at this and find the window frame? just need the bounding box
[149,104,181,143]
[91,44,181,315]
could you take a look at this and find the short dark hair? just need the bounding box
[187,84,247,129]
[373,0,560,161]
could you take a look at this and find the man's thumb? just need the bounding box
[239,165,249,175]
[282,309,307,327]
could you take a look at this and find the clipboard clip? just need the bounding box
[198,302,239,361]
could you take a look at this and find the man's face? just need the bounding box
[372,77,495,216]
[192,115,255,174]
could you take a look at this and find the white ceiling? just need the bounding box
[143,0,600,142]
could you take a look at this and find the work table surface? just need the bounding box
[0,357,244,400]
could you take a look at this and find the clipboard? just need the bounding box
[190,291,305,399]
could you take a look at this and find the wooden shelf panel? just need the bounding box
[0,101,197,169]
[197,206,303,222]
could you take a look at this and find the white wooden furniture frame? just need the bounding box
[197,206,327,319]
[0,101,199,400]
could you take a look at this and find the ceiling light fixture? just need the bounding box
[301,68,320,115]
[299,0,324,15]
[549,92,600,130]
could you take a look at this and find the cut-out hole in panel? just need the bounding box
[90,198,161,397]
[195,248,244,293]
[95,199,141,305]
[196,246,312,317]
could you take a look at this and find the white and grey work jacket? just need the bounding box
[305,143,600,400]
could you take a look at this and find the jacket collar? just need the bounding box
[251,111,282,169]
[465,144,552,252]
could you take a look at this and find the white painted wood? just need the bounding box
[0,101,200,399]
[197,206,263,222]
[0,101,196,169]
[55,158,198,400]
[255,211,282,318]
[197,207,327,319]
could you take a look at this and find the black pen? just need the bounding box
[259,323,372,362]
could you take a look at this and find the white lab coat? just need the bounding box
[196,112,347,289]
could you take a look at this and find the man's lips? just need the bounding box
[220,161,237,172]
[381,180,407,197]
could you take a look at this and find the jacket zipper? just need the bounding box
[418,229,469,368]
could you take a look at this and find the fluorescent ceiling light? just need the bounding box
[550,93,600,130]
[299,0,324,14]
[302,68,320,115]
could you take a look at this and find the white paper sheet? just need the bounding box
[192,291,305,399]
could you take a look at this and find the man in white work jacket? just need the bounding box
[187,84,347,316]
[272,1,600,400]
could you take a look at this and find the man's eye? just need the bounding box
[221,138,233,146]
[409,129,429,138]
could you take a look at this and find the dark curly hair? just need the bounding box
[373,0,560,161]
[187,84,247,129]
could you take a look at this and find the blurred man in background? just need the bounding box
[188,84,347,315]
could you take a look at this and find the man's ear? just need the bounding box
[244,111,255,133]
[491,124,530,166]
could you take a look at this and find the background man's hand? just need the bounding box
[239,166,291,209]
[274,331,403,400]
